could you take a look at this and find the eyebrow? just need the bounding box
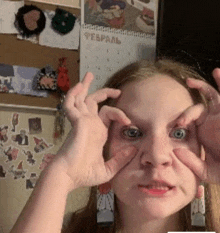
[118,107,189,129]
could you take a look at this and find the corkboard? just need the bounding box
[0,0,80,108]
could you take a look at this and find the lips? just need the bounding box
[139,179,174,189]
[141,185,172,191]
[138,185,174,196]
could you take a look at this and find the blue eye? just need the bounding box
[171,128,187,139]
[122,127,142,139]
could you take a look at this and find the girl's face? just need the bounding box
[108,74,201,220]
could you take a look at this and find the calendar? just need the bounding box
[80,0,158,94]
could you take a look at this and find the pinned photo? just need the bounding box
[28,117,42,134]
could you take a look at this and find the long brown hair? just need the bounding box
[62,59,219,233]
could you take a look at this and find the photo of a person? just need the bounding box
[12,129,29,145]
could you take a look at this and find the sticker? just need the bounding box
[39,153,55,170]
[12,129,29,146]
[4,146,19,162]
[0,165,6,178]
[11,113,19,132]
[23,150,36,165]
[26,173,38,189]
[0,125,9,145]
[33,137,52,153]
[8,161,27,179]
[28,117,42,134]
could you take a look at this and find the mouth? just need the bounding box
[138,185,175,197]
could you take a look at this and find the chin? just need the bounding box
[137,201,180,218]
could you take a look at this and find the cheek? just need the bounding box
[175,161,200,199]
[107,124,138,157]
[108,138,137,158]
[110,165,133,199]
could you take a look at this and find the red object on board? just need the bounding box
[57,57,70,92]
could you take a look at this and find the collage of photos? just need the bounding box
[0,112,55,190]
[82,0,156,35]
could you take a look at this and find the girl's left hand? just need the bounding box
[173,68,220,185]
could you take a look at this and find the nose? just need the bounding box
[140,135,173,169]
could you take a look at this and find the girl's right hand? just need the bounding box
[50,72,137,191]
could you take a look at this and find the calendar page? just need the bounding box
[81,0,157,34]
[80,24,156,94]
[80,0,158,94]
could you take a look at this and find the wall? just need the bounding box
[0,0,80,109]
[0,1,89,232]
[0,107,90,233]
[29,0,80,9]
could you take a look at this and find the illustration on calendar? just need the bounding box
[83,0,156,34]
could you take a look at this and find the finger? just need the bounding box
[212,68,220,92]
[75,72,94,103]
[85,88,121,113]
[99,106,131,128]
[186,77,220,106]
[200,145,205,161]
[173,148,208,181]
[176,103,208,126]
[74,73,94,112]
[105,146,137,179]
[63,82,83,110]
[88,88,121,103]
[63,83,84,121]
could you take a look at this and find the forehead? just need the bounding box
[116,74,194,123]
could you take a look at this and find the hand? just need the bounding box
[50,72,137,191]
[173,68,220,184]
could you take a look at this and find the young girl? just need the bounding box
[10,59,220,233]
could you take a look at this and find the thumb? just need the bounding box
[173,148,207,181]
[105,146,137,179]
